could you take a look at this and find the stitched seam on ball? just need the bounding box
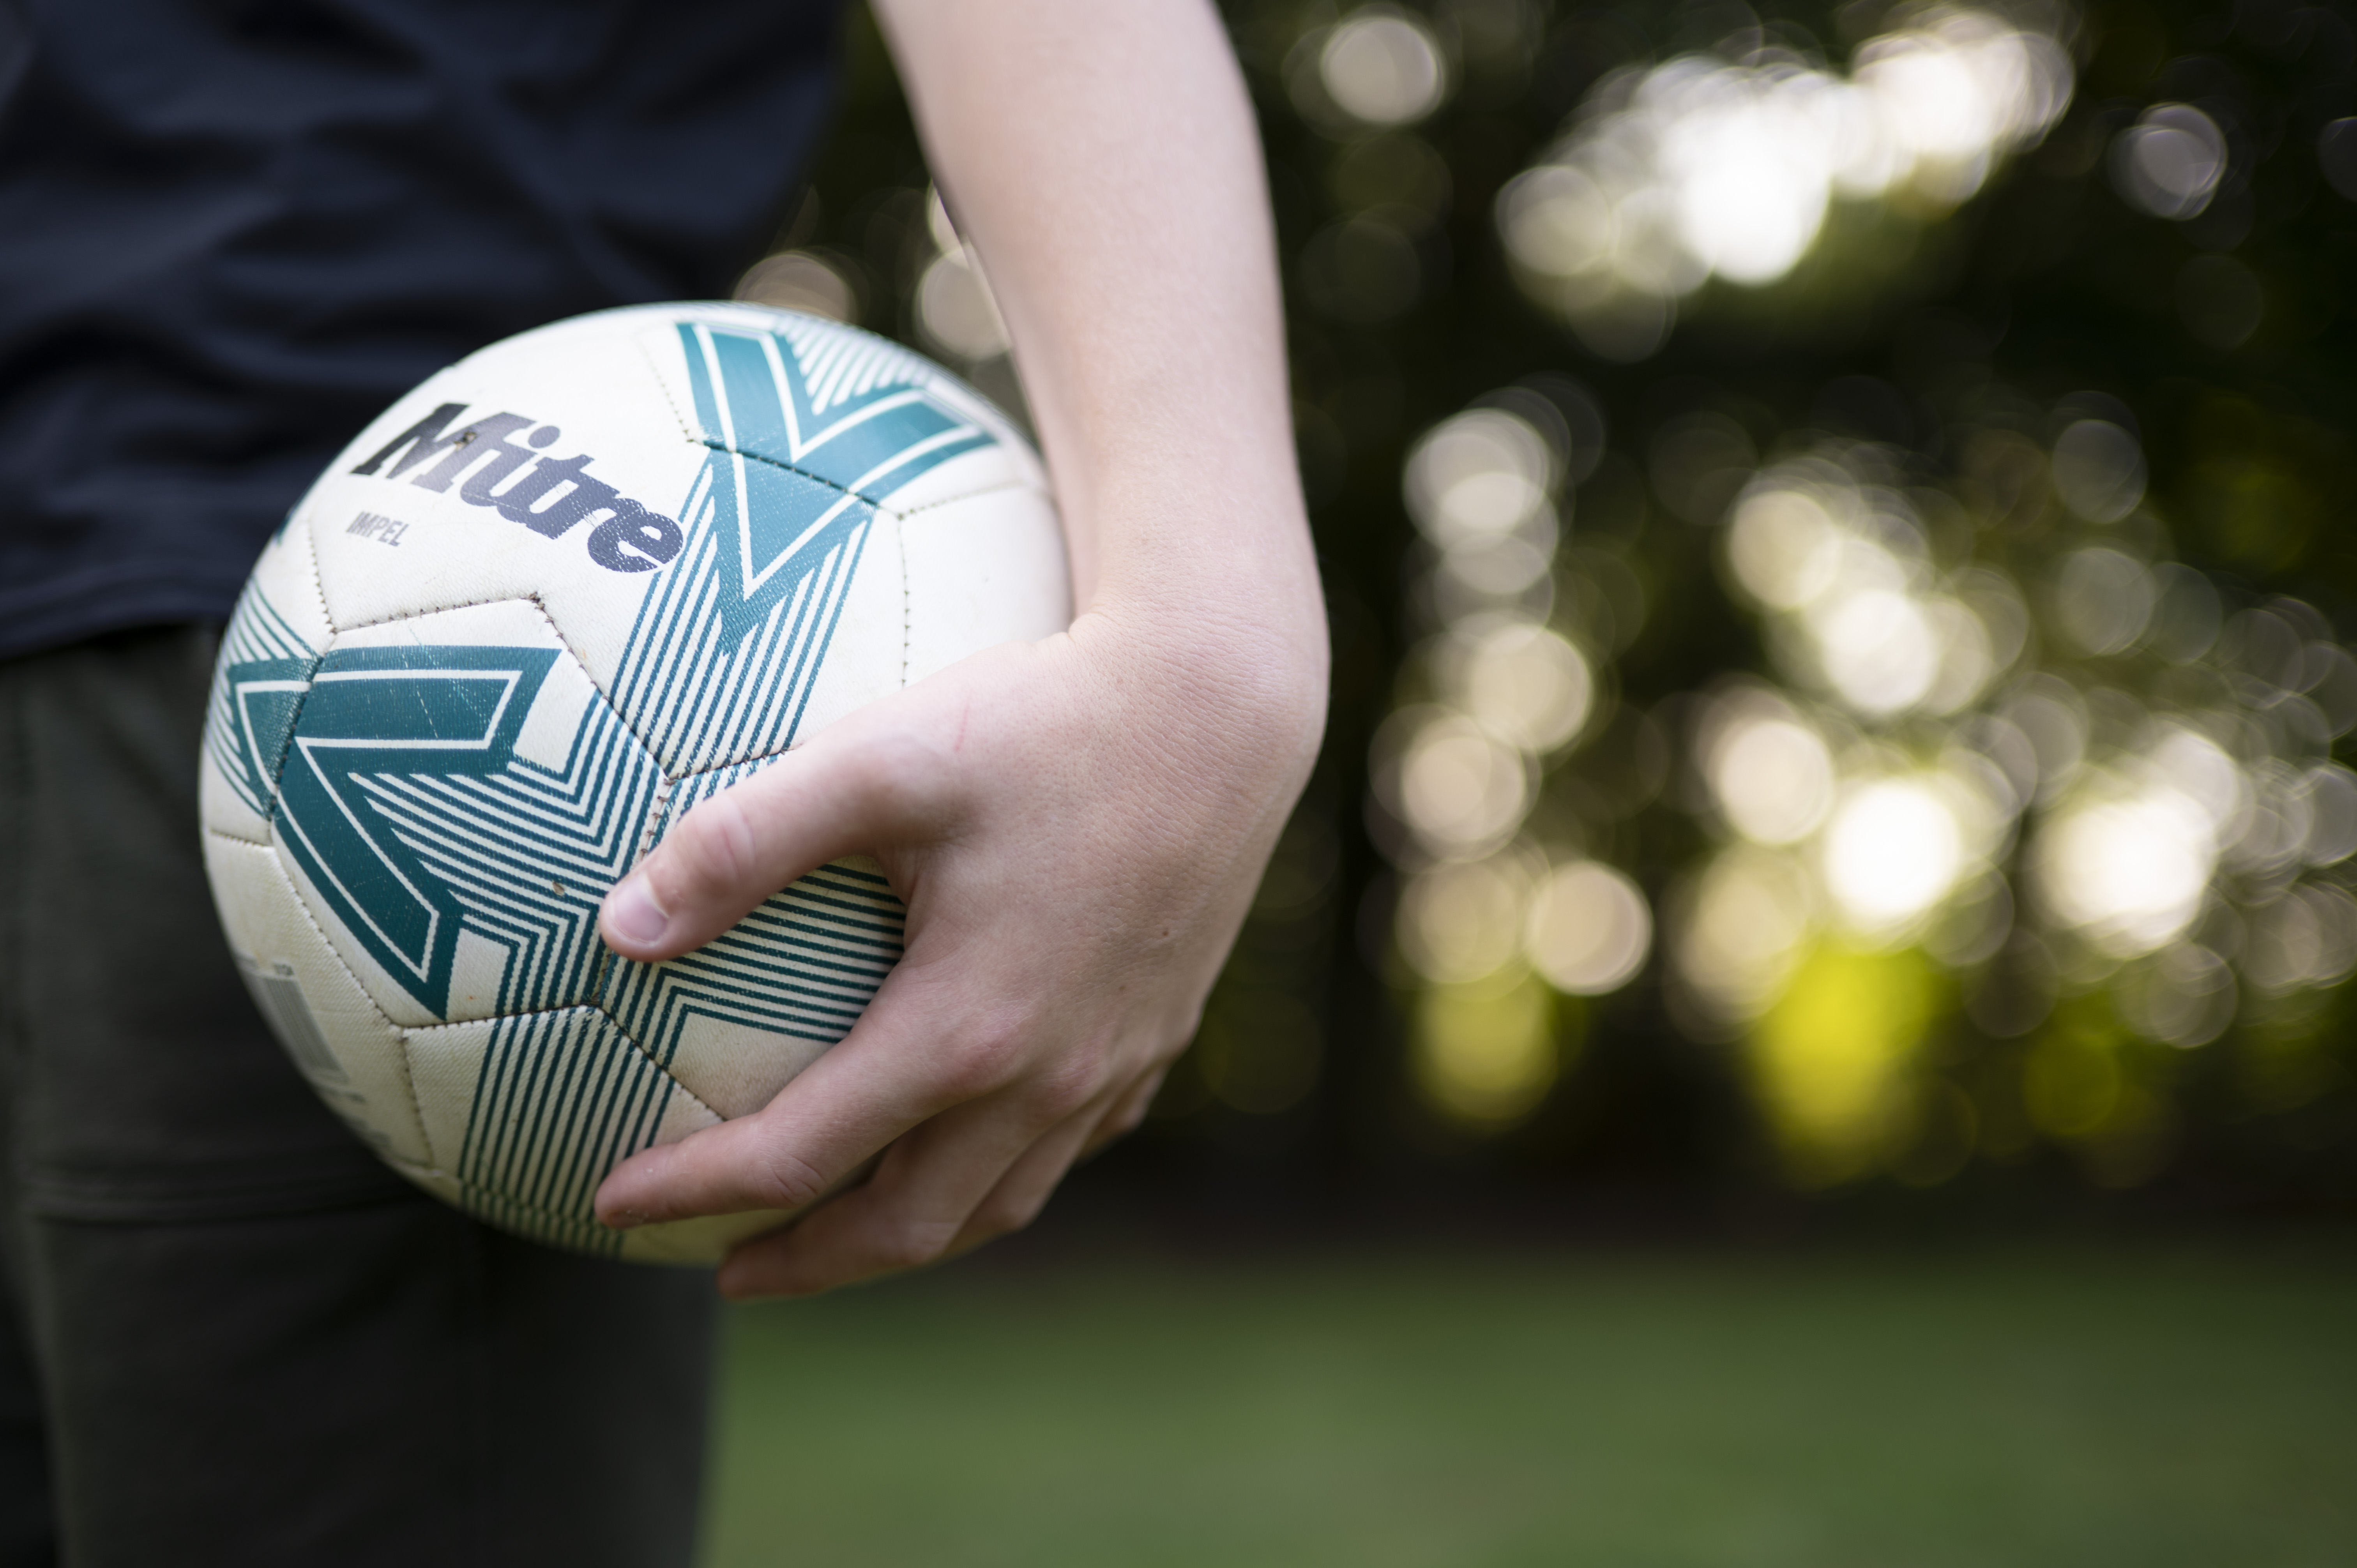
[233,518,336,803]
[885,477,1038,521]
[403,1004,728,1129]
[250,593,673,1029]
[281,867,433,1154]
[632,332,704,447]
[592,1000,727,1124]
[296,507,338,635]
[330,591,678,835]
[354,1044,689,1238]
[899,510,912,691]
[399,1001,729,1240]
[202,795,273,847]
[684,303,1019,475]
[665,751,803,790]
[314,451,1029,801]
[633,776,675,863]
[209,825,436,1156]
[318,590,670,872]
[334,589,552,636]
[378,1150,450,1184]
[508,593,658,781]
[696,436,1039,519]
[705,440,871,507]
[631,761,905,908]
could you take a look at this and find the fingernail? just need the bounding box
[606,877,670,945]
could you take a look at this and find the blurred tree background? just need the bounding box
[742,0,2357,1235]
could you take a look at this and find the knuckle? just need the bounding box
[869,1217,959,1271]
[841,728,956,827]
[671,793,761,896]
[746,1146,830,1213]
[933,1009,1035,1100]
[969,1193,1045,1241]
[1028,1057,1099,1122]
[930,1049,1000,1104]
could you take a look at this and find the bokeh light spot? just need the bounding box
[915,250,1008,360]
[1412,966,1559,1125]
[1708,710,1835,846]
[1405,411,1553,546]
[2299,764,2357,864]
[1392,713,1532,857]
[2118,945,2236,1048]
[2049,419,2147,523]
[2052,547,2154,655]
[1461,623,1594,753]
[2242,883,2357,996]
[1813,588,1940,714]
[1398,855,1531,985]
[1495,8,2072,358]
[1727,487,1843,610]
[1524,861,1652,995]
[2145,563,2224,663]
[2111,104,2228,219]
[2036,774,2216,956]
[1318,11,1447,129]
[1749,945,1940,1186]
[1674,847,1816,1021]
[732,251,858,322]
[1823,778,1966,934]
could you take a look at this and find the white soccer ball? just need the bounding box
[199,304,1068,1263]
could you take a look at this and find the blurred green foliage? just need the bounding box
[771,0,2357,1222]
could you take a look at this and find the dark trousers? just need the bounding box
[0,626,716,1566]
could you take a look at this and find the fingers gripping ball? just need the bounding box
[198,304,1069,1264]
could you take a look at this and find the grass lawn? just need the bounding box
[699,1243,2357,1567]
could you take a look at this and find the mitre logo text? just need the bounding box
[351,403,686,574]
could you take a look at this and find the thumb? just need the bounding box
[599,720,959,962]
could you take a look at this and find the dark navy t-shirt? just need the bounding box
[0,0,844,660]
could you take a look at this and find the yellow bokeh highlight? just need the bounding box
[1747,944,1941,1187]
[1412,965,1564,1126]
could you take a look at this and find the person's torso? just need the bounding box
[0,0,844,659]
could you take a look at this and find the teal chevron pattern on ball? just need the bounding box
[197,304,1034,1260]
[603,856,905,1047]
[454,1009,684,1255]
[609,756,909,1053]
[205,574,322,822]
[275,646,564,1015]
[607,319,993,771]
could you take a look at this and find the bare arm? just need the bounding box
[881,0,1315,620]
[590,0,1325,1298]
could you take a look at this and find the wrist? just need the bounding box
[1072,572,1330,766]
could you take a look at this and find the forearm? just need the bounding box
[871,0,1325,708]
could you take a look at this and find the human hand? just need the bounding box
[592,599,1323,1297]
[598,0,1327,1297]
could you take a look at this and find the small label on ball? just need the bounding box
[346,511,411,546]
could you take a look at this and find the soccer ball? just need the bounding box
[199,304,1068,1263]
